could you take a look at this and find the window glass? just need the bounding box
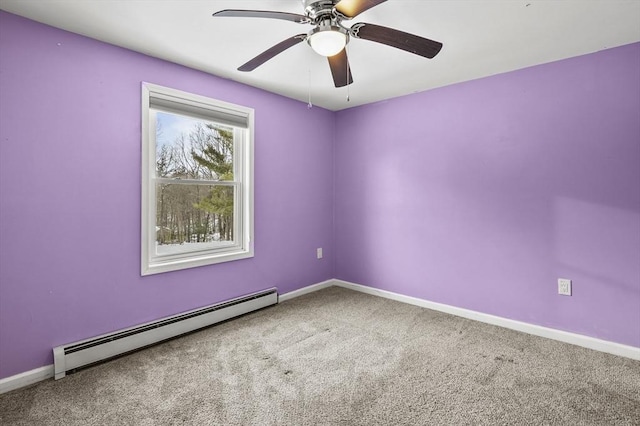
[142,83,253,275]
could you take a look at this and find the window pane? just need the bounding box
[142,83,253,275]
[155,110,234,181]
[155,183,235,256]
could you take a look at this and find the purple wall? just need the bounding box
[1,11,639,381]
[334,42,640,347]
[0,12,335,379]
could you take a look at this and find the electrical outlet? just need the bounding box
[558,278,572,296]
[316,248,323,259]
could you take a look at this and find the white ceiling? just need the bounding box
[1,0,639,111]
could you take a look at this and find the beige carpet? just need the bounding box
[1,286,639,425]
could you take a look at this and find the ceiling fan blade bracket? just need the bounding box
[349,23,365,38]
[332,9,351,22]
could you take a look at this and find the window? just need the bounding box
[141,83,254,275]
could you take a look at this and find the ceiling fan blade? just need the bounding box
[351,23,443,59]
[327,49,354,88]
[334,0,387,19]
[212,9,309,24]
[238,35,307,72]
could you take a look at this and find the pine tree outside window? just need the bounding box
[141,83,254,275]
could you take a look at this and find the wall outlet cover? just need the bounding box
[558,278,572,296]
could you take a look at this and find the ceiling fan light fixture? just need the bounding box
[308,25,348,57]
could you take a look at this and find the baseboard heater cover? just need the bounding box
[53,288,278,379]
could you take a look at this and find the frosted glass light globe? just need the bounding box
[308,29,347,57]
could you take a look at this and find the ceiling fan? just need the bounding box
[212,0,443,88]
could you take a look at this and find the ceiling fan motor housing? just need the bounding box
[303,0,339,23]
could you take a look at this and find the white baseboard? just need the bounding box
[0,283,332,394]
[0,364,54,395]
[2,278,637,394]
[332,279,640,361]
[278,279,334,303]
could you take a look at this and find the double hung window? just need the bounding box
[141,83,254,275]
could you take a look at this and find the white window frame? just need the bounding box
[141,82,254,275]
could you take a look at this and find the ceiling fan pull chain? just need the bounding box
[308,68,313,109]
[346,44,350,102]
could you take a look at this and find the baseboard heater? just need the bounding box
[53,287,278,379]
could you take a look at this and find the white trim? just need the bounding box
[0,365,54,395]
[278,279,335,303]
[140,82,255,276]
[3,279,637,394]
[333,279,640,361]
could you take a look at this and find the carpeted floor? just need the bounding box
[1,286,639,425]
